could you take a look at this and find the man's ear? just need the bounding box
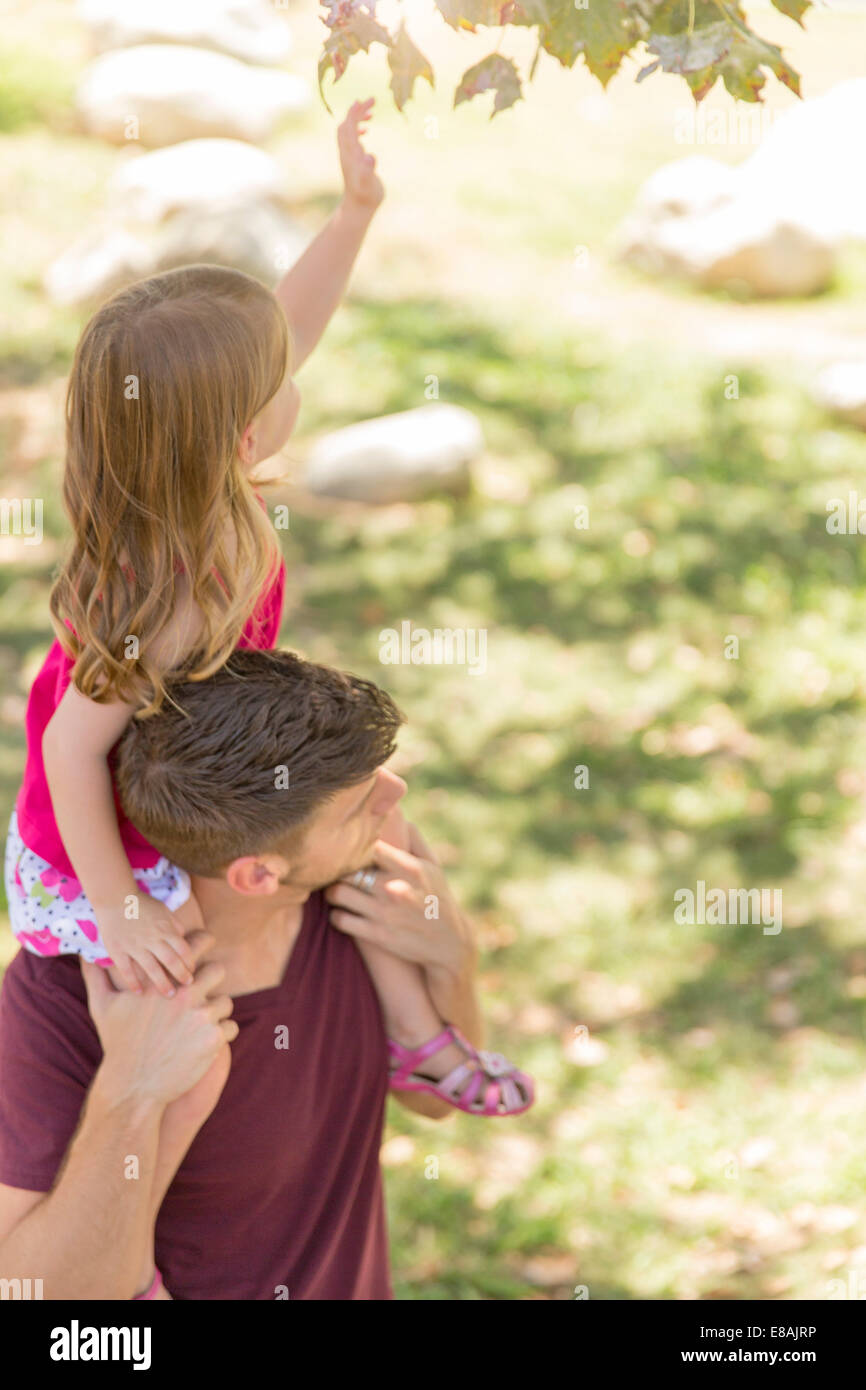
[226,855,287,896]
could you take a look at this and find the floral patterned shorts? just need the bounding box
[4,808,190,966]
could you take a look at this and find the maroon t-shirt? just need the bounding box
[0,891,393,1300]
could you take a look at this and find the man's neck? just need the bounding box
[189,876,310,997]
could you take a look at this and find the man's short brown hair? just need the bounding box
[112,648,405,877]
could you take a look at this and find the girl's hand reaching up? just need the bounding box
[339,98,384,211]
[98,894,199,997]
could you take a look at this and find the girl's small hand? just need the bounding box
[339,98,385,211]
[98,895,198,998]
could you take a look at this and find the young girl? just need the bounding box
[3,101,532,1119]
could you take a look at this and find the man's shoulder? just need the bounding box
[1,949,90,1024]
[303,889,366,970]
[305,890,328,927]
[0,951,98,1195]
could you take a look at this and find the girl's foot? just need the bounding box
[388,1025,465,1082]
[388,1025,534,1116]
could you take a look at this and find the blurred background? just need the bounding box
[3,0,866,1299]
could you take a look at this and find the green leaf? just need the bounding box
[644,21,733,75]
[770,0,812,25]
[504,0,558,24]
[718,27,801,102]
[320,0,391,44]
[454,52,523,116]
[642,10,800,103]
[535,1,639,85]
[683,66,719,102]
[388,22,435,110]
[435,0,511,30]
[317,0,807,112]
[317,1,392,112]
[631,0,748,38]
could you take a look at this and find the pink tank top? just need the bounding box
[15,555,286,879]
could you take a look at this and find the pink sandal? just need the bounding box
[388,1024,534,1116]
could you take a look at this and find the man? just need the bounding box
[0,649,483,1299]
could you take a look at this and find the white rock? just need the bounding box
[306,405,483,503]
[154,201,307,288]
[76,45,310,147]
[77,0,293,67]
[813,362,866,430]
[108,140,286,224]
[43,225,155,307]
[43,201,306,307]
[739,78,866,244]
[620,197,836,298]
[616,80,866,295]
[633,155,740,222]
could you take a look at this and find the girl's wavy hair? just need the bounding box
[49,264,291,718]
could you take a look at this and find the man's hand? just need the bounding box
[324,822,475,977]
[82,932,238,1108]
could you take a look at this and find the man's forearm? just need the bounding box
[0,1068,163,1300]
[132,1049,234,1296]
[275,195,377,373]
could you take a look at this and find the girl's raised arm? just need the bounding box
[274,99,383,373]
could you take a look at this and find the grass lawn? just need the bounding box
[3,0,866,1300]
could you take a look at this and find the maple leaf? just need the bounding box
[640,11,800,104]
[533,2,640,86]
[638,21,733,81]
[454,52,523,116]
[320,0,389,36]
[388,22,435,111]
[435,0,511,31]
[770,0,812,24]
[636,0,751,49]
[504,0,556,22]
[719,26,801,101]
[318,0,392,112]
[316,0,810,115]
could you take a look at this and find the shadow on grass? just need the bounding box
[3,288,866,1295]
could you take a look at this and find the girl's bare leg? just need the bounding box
[356,940,467,1080]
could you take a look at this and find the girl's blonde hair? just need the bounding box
[49,264,290,718]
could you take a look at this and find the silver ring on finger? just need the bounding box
[358,868,378,895]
